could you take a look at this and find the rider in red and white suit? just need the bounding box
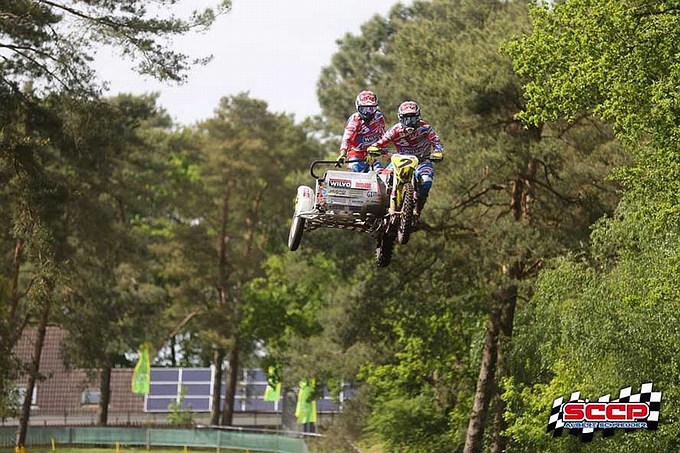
[370,101,444,215]
[337,90,387,172]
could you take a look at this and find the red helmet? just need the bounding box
[356,90,378,107]
[356,90,379,120]
[398,101,420,129]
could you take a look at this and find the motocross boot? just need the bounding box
[413,196,427,229]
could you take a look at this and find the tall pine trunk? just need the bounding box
[221,338,240,426]
[210,348,225,425]
[169,336,177,367]
[98,355,113,426]
[5,239,26,363]
[488,165,534,451]
[218,183,261,427]
[466,174,528,452]
[463,308,500,453]
[490,283,518,453]
[490,163,536,451]
[15,295,51,448]
[212,191,231,425]
[8,239,24,326]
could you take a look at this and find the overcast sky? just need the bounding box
[92,0,405,125]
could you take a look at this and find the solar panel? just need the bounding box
[144,367,347,413]
[146,368,213,413]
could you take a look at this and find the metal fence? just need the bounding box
[0,426,309,453]
[0,412,339,429]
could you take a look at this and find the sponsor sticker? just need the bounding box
[547,382,661,442]
[327,188,349,197]
[328,189,371,198]
[328,178,352,188]
[353,181,373,189]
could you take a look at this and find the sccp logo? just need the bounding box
[547,383,661,442]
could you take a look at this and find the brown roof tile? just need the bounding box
[13,326,143,415]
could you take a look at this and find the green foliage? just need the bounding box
[58,93,172,361]
[167,386,194,427]
[153,93,325,359]
[503,0,680,450]
[366,392,454,453]
[244,253,335,349]
[507,238,680,451]
[505,0,680,146]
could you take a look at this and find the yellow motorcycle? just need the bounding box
[388,153,420,245]
[370,153,418,267]
[370,149,442,267]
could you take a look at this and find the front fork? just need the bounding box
[385,172,418,236]
[389,172,418,213]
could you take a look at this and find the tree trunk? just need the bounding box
[522,160,538,223]
[15,296,50,448]
[490,283,518,453]
[5,239,29,360]
[489,163,535,451]
[217,192,230,307]
[98,355,113,426]
[510,173,525,221]
[221,338,240,426]
[281,388,298,432]
[170,336,177,367]
[489,172,526,452]
[8,239,24,326]
[244,183,268,257]
[210,348,225,425]
[464,307,501,453]
[213,190,231,425]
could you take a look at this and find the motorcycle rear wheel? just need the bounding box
[375,233,395,268]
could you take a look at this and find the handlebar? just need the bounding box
[310,159,366,179]
[310,153,441,179]
[310,160,339,179]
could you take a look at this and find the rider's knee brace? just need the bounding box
[420,175,433,195]
[351,161,370,173]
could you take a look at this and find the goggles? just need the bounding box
[400,115,419,128]
[358,105,378,117]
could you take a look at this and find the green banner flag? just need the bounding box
[264,366,281,402]
[295,379,317,424]
[131,343,151,394]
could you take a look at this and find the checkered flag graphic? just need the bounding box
[547,391,579,437]
[546,382,661,443]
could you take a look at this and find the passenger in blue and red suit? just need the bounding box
[368,100,444,216]
[336,90,387,172]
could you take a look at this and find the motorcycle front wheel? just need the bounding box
[397,182,415,245]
